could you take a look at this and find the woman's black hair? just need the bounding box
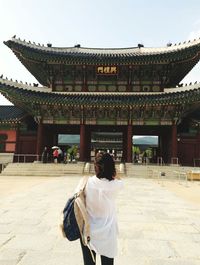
[94,152,116,181]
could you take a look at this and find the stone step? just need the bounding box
[1,162,198,179]
[2,164,83,170]
[125,164,199,179]
[0,162,85,176]
[83,162,126,177]
[0,153,14,164]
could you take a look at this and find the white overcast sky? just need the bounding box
[1,0,200,105]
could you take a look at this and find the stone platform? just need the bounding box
[0,175,200,265]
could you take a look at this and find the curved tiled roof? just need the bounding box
[4,36,200,88]
[4,37,200,67]
[0,78,51,92]
[0,78,200,108]
[4,37,200,57]
[0,105,27,124]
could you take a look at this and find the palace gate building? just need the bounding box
[0,37,200,165]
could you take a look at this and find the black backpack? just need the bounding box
[60,176,95,263]
[62,195,80,241]
[60,176,89,242]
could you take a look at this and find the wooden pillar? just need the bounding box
[122,128,127,162]
[15,126,20,154]
[80,124,86,161]
[127,124,133,162]
[171,122,177,159]
[85,128,91,161]
[158,135,162,157]
[36,122,43,158]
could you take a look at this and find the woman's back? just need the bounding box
[80,152,123,264]
[85,175,123,258]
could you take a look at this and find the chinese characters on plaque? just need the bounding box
[97,66,117,75]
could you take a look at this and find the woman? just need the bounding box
[80,152,123,265]
[41,146,48,163]
[53,148,59,163]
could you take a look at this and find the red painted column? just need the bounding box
[36,122,43,159]
[15,126,20,154]
[122,128,127,162]
[127,124,133,162]
[80,124,86,161]
[85,127,91,161]
[171,122,177,159]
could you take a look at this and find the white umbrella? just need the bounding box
[52,146,59,149]
[58,148,63,155]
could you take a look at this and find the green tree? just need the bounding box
[145,148,152,158]
[133,146,141,154]
[67,145,78,161]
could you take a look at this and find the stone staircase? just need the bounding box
[0,153,14,173]
[125,163,198,180]
[1,162,198,179]
[84,162,126,177]
[0,162,85,177]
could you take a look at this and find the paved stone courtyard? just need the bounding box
[0,175,200,265]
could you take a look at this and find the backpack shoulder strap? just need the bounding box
[79,175,89,191]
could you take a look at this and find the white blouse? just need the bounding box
[85,175,123,258]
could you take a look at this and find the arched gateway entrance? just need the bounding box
[37,123,178,164]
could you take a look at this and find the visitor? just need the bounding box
[41,146,48,163]
[143,151,147,164]
[53,148,59,163]
[80,152,123,265]
[134,153,137,163]
[58,148,63,163]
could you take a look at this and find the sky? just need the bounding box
[1,0,200,105]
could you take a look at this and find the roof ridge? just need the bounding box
[0,77,50,92]
[4,36,200,54]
